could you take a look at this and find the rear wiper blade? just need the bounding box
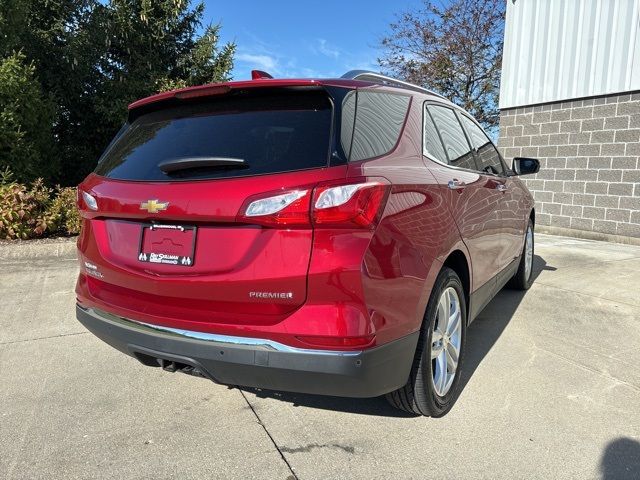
[159,157,247,173]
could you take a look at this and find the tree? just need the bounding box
[92,2,234,140]
[0,0,235,185]
[379,0,505,129]
[0,52,56,182]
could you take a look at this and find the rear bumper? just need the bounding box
[76,305,419,398]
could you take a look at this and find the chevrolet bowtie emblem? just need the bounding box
[140,199,169,213]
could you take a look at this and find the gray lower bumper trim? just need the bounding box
[76,305,420,398]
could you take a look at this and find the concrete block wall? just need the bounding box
[498,92,640,240]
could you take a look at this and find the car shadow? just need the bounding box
[600,437,640,480]
[457,254,552,394]
[239,254,553,418]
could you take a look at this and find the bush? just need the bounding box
[0,169,80,240]
[46,186,81,236]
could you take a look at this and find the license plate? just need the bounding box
[138,224,196,266]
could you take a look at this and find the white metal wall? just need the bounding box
[500,0,640,109]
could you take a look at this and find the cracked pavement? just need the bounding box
[1,234,639,479]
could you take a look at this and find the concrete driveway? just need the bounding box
[1,234,639,479]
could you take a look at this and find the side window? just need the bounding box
[349,91,411,161]
[428,105,476,171]
[460,115,504,175]
[340,91,356,158]
[423,106,447,163]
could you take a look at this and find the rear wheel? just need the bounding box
[386,267,466,417]
[508,219,534,290]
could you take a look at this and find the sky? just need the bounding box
[203,0,420,81]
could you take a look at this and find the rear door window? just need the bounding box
[459,114,505,175]
[427,105,477,171]
[346,91,410,161]
[423,106,447,163]
[95,91,333,181]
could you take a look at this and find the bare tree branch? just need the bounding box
[378,0,505,129]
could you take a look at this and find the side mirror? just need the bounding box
[512,157,540,176]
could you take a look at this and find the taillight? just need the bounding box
[238,179,390,229]
[312,181,389,228]
[79,190,98,211]
[238,189,311,227]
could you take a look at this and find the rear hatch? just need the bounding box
[77,87,349,326]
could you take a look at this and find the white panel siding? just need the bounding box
[500,0,640,109]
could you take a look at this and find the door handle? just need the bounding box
[496,183,508,192]
[448,179,466,190]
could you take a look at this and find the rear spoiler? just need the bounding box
[128,68,446,116]
[127,78,364,115]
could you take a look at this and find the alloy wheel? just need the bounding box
[430,287,462,397]
[524,225,533,281]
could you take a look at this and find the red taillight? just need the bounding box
[237,179,390,229]
[295,334,375,349]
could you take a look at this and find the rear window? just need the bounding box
[95,91,332,181]
[342,91,411,162]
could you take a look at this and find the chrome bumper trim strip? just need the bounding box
[79,306,362,357]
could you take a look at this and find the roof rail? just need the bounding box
[341,70,446,100]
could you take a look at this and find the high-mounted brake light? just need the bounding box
[174,85,231,100]
[238,179,390,229]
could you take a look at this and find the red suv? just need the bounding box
[76,70,539,417]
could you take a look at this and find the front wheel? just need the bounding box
[508,219,534,290]
[386,267,467,417]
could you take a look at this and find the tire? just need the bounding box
[507,219,534,290]
[386,267,467,417]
